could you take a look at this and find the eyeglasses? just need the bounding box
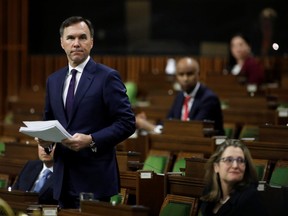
[219,157,246,166]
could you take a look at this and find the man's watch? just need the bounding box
[89,139,97,152]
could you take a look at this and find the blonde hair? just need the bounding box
[200,139,258,202]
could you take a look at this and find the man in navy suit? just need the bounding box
[12,144,57,205]
[136,57,224,135]
[37,16,135,208]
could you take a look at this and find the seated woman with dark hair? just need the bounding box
[228,33,264,86]
[199,139,267,216]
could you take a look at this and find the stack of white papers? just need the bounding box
[19,120,72,143]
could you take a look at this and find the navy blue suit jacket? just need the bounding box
[167,84,224,135]
[12,160,57,204]
[44,58,135,201]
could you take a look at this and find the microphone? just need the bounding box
[44,143,55,155]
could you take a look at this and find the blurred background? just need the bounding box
[28,0,287,56]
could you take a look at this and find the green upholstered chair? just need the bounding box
[124,81,137,106]
[110,188,128,205]
[172,158,186,173]
[0,142,5,156]
[255,165,265,181]
[143,155,168,174]
[110,194,122,205]
[0,173,9,189]
[223,123,236,139]
[269,160,288,187]
[160,202,191,216]
[172,152,204,174]
[220,100,229,110]
[142,150,171,174]
[253,159,270,181]
[239,125,259,140]
[159,194,198,216]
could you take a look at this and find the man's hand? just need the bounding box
[34,137,54,148]
[62,133,92,152]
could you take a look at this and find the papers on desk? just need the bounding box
[19,120,72,143]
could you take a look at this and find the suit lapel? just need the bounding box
[189,84,203,119]
[67,60,96,124]
[28,162,43,191]
[177,94,185,118]
[53,67,69,125]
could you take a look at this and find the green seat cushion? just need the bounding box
[143,155,167,174]
[110,194,122,205]
[224,128,233,139]
[255,164,265,181]
[160,202,191,216]
[0,142,5,153]
[125,81,137,106]
[239,127,259,139]
[0,179,6,189]
[269,167,288,187]
[172,158,186,173]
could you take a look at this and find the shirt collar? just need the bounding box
[183,82,200,98]
[43,164,53,173]
[68,56,90,75]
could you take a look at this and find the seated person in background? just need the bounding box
[12,144,57,205]
[199,139,267,216]
[136,57,224,135]
[227,33,264,85]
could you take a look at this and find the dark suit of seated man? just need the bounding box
[12,144,57,205]
[136,57,225,135]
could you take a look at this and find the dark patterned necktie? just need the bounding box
[65,69,77,120]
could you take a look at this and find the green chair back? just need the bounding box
[125,81,137,106]
[239,125,259,140]
[255,164,265,181]
[0,179,6,189]
[224,127,233,139]
[159,202,191,216]
[143,155,167,174]
[0,142,5,155]
[269,167,288,187]
[172,158,186,173]
[110,194,122,205]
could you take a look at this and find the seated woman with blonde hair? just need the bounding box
[199,139,267,216]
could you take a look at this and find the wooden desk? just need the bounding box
[243,140,288,161]
[117,151,141,172]
[166,157,207,198]
[149,134,215,158]
[80,200,149,216]
[0,157,28,185]
[162,119,215,137]
[119,135,150,162]
[3,141,38,160]
[136,171,165,216]
[145,92,176,109]
[0,189,38,212]
[223,108,276,126]
[204,74,249,98]
[134,105,169,123]
[185,157,207,179]
[58,209,95,216]
[120,171,137,194]
[258,124,288,143]
[222,96,270,110]
[167,175,205,198]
